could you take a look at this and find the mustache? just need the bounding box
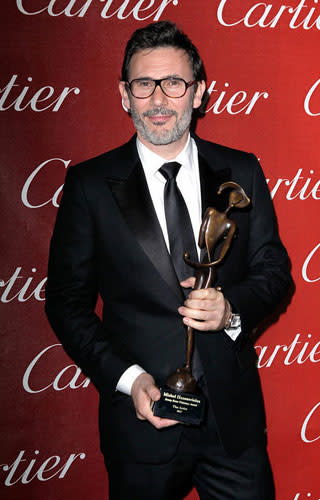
[142,107,177,118]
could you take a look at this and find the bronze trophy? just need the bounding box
[153,182,250,425]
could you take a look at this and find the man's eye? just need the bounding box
[166,79,181,87]
[137,80,153,87]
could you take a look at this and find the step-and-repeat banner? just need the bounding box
[1,1,319,499]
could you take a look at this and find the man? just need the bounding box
[45,21,292,499]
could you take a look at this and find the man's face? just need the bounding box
[119,47,205,150]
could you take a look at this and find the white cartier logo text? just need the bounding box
[217,0,320,30]
[15,0,178,20]
[301,401,320,443]
[302,243,320,283]
[23,344,90,394]
[206,80,269,115]
[255,333,320,368]
[1,449,85,486]
[294,494,319,500]
[0,75,80,112]
[0,267,46,303]
[304,77,320,116]
[21,158,70,209]
[266,169,320,200]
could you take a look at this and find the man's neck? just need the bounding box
[137,131,190,160]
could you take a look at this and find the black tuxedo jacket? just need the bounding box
[45,134,291,463]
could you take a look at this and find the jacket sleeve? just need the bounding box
[223,154,293,335]
[45,165,131,396]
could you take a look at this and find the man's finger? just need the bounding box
[147,414,180,429]
[182,299,217,311]
[180,276,196,288]
[138,401,179,428]
[182,316,213,331]
[188,287,220,299]
[179,306,211,320]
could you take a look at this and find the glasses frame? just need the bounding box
[126,77,197,99]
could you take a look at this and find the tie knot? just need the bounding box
[159,162,181,181]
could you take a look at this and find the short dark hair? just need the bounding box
[121,21,206,83]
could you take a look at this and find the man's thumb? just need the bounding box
[146,384,161,402]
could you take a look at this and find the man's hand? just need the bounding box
[179,277,231,331]
[131,373,179,429]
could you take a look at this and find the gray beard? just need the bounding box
[129,99,193,146]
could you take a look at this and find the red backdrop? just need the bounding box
[1,1,319,499]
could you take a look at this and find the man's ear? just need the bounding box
[119,81,130,112]
[193,80,206,110]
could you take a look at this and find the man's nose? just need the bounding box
[149,84,168,107]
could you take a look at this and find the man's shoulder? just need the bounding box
[68,136,138,181]
[194,134,256,165]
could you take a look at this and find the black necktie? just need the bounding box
[159,162,198,283]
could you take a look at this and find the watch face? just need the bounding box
[230,314,241,328]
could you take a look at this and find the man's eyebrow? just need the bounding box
[131,74,184,80]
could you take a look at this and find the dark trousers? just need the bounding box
[106,404,275,500]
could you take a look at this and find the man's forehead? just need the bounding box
[128,46,192,79]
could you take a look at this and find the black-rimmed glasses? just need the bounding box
[126,77,196,99]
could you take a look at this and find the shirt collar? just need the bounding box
[136,134,194,177]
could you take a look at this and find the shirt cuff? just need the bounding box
[224,325,242,341]
[116,364,146,395]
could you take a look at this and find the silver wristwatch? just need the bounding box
[229,313,241,328]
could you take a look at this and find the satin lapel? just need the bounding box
[198,153,232,262]
[198,153,231,215]
[106,161,184,302]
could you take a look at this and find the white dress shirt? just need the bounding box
[116,135,241,395]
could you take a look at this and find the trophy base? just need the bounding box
[152,386,206,425]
